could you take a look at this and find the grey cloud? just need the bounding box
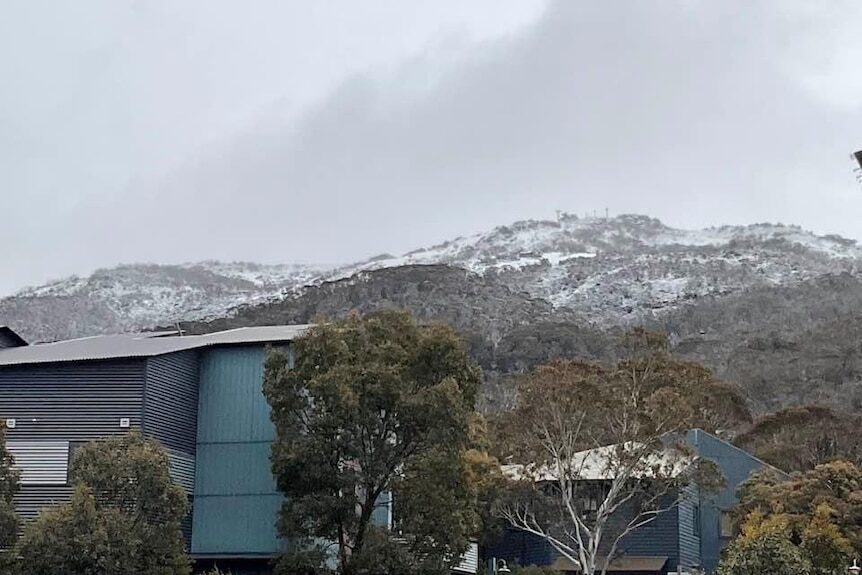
[3,0,861,293]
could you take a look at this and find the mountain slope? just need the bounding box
[0,262,328,343]
[2,214,860,345]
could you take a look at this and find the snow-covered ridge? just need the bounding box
[339,213,861,277]
[2,214,860,343]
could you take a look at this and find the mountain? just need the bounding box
[3,213,862,414]
[337,213,861,324]
[0,262,328,343]
[3,214,858,342]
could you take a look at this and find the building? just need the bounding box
[0,325,311,574]
[486,429,783,574]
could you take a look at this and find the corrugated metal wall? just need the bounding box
[144,351,200,454]
[0,359,146,439]
[143,350,200,537]
[677,483,702,570]
[687,430,767,574]
[453,542,479,573]
[167,449,197,496]
[483,528,557,569]
[192,346,284,557]
[7,441,70,484]
[0,359,147,522]
[13,485,74,521]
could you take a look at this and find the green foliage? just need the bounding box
[736,460,862,556]
[16,433,190,575]
[734,405,862,472]
[264,310,486,575]
[801,506,854,575]
[718,508,851,575]
[0,422,20,573]
[717,529,811,575]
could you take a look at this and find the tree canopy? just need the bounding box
[717,511,813,575]
[16,433,190,575]
[264,310,487,575]
[0,422,20,573]
[718,507,851,575]
[735,460,862,557]
[734,405,862,472]
[494,329,750,575]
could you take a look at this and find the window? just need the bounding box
[720,510,735,538]
[580,494,599,512]
[578,482,609,514]
[693,504,701,536]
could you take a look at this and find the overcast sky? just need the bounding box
[2,1,861,295]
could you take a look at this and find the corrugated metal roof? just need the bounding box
[0,325,312,367]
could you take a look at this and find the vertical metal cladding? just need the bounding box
[686,429,771,573]
[192,345,284,557]
[143,351,201,547]
[143,350,200,454]
[677,482,702,571]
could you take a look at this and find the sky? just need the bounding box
[1,1,861,295]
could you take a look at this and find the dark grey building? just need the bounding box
[0,325,309,574]
[485,429,783,574]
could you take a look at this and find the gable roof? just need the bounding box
[501,429,788,483]
[0,325,312,367]
[688,428,789,479]
[502,441,693,482]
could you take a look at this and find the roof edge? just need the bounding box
[690,428,791,479]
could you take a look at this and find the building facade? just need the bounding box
[0,326,308,574]
[486,429,781,574]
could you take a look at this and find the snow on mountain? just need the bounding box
[329,214,861,322]
[341,213,861,275]
[1,262,331,342]
[2,214,860,342]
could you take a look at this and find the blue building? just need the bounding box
[486,429,782,574]
[0,325,310,574]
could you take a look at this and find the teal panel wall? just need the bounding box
[196,347,274,443]
[195,442,277,496]
[192,346,284,556]
[193,495,283,555]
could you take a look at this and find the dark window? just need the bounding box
[578,482,610,515]
[693,504,701,536]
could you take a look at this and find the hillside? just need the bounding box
[3,214,858,341]
[3,213,861,414]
